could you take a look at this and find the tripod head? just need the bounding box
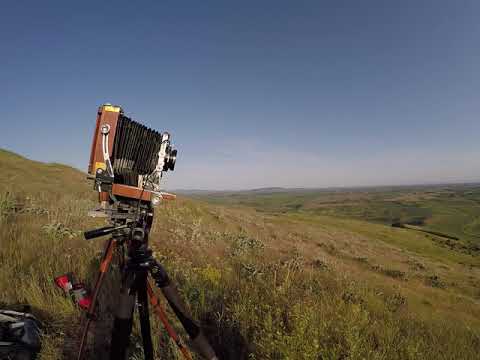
[84,200,152,243]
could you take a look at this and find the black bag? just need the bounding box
[0,309,41,360]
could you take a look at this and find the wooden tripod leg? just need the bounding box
[77,238,116,360]
[146,280,193,360]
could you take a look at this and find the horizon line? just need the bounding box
[2,147,479,193]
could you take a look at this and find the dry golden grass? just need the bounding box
[1,149,480,359]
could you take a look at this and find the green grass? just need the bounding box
[193,185,480,248]
[1,149,480,359]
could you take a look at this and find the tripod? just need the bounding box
[76,201,217,360]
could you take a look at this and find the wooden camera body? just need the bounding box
[88,104,176,204]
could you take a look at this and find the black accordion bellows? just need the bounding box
[111,115,163,186]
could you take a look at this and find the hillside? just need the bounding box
[0,149,92,198]
[191,185,480,248]
[1,149,480,359]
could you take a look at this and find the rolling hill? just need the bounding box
[1,148,479,359]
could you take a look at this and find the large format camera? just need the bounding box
[88,104,177,206]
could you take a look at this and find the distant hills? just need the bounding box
[175,182,480,195]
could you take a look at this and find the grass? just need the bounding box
[192,185,480,250]
[1,149,480,359]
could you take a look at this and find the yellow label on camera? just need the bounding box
[95,162,107,171]
[103,105,121,113]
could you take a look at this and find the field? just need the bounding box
[190,185,480,253]
[1,148,480,359]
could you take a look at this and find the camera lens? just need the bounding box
[168,149,177,171]
[163,148,177,171]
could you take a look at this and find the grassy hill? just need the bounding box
[191,185,480,248]
[0,149,92,197]
[1,149,480,359]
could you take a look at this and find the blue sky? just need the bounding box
[1,1,479,189]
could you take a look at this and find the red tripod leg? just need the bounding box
[146,280,193,360]
[77,238,116,360]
